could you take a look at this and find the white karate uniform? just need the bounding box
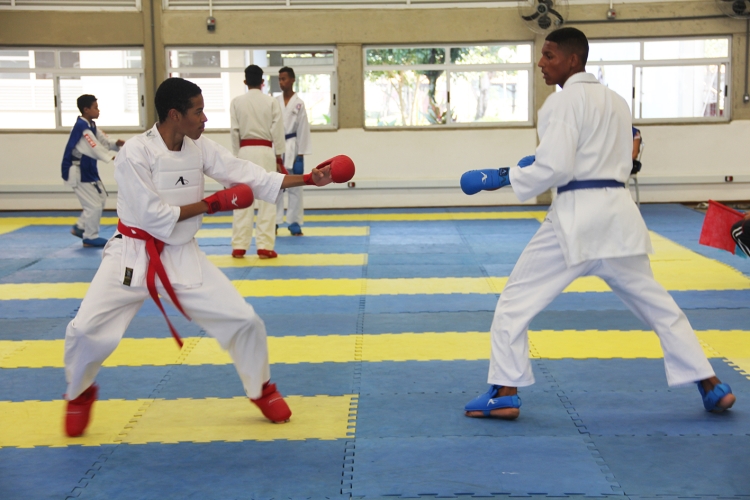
[230,89,286,252]
[64,123,284,401]
[65,120,119,240]
[275,93,312,226]
[489,72,714,388]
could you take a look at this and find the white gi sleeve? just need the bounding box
[230,97,240,157]
[94,128,120,152]
[199,136,284,204]
[295,102,312,156]
[270,98,286,156]
[76,129,117,163]
[114,143,180,240]
[509,93,579,202]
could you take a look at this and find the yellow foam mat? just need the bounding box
[197,226,369,238]
[3,330,740,368]
[206,253,366,268]
[0,395,355,448]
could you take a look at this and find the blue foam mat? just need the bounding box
[350,436,618,497]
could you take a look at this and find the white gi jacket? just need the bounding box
[73,119,120,164]
[276,93,312,170]
[509,72,653,266]
[114,124,284,289]
[230,89,285,158]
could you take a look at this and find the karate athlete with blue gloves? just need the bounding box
[460,28,735,420]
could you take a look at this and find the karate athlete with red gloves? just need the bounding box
[63,77,355,437]
[460,28,734,421]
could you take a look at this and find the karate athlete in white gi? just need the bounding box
[230,64,286,259]
[63,78,353,438]
[61,95,124,247]
[460,28,735,420]
[275,66,312,236]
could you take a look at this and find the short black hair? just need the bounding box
[546,27,589,67]
[77,94,97,114]
[154,77,202,123]
[244,65,264,87]
[279,66,295,79]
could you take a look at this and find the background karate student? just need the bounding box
[275,66,311,236]
[230,65,286,259]
[61,94,124,247]
[459,27,735,420]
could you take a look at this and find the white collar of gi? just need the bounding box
[562,71,598,89]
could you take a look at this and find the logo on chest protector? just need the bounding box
[175,176,189,186]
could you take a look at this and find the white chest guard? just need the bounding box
[152,139,205,245]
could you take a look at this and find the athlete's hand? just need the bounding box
[460,168,510,195]
[303,155,355,186]
[276,156,288,175]
[202,184,254,214]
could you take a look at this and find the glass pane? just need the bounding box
[253,49,335,68]
[60,75,141,127]
[59,50,135,69]
[644,39,729,60]
[588,65,633,112]
[365,69,447,126]
[168,50,223,77]
[296,73,331,126]
[450,70,529,123]
[0,49,31,69]
[365,48,445,66]
[169,71,237,129]
[638,65,725,119]
[588,42,640,62]
[0,73,55,129]
[451,45,532,64]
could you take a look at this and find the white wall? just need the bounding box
[1,121,749,210]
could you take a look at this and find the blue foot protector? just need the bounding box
[70,225,84,238]
[288,222,303,236]
[82,237,108,247]
[697,382,734,412]
[465,384,521,417]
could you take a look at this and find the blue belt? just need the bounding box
[285,132,297,140]
[557,179,626,194]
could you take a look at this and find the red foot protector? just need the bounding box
[699,200,744,253]
[65,384,98,437]
[250,381,292,423]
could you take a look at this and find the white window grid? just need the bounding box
[0,47,146,131]
[163,0,515,11]
[589,36,731,124]
[166,46,338,131]
[363,43,535,129]
[0,0,140,11]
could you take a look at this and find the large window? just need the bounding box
[364,44,533,128]
[0,48,144,130]
[588,37,730,122]
[167,47,337,130]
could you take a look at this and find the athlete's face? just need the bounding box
[83,101,100,120]
[178,94,207,140]
[538,41,579,88]
[278,72,295,93]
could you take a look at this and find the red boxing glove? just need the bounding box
[276,157,289,175]
[303,155,355,186]
[202,184,254,214]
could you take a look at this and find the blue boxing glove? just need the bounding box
[460,168,510,195]
[517,155,535,168]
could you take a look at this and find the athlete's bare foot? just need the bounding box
[700,376,736,412]
[465,386,520,420]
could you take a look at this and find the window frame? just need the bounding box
[362,42,535,130]
[166,45,339,131]
[0,46,146,132]
[588,36,731,125]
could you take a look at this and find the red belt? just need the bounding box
[240,139,272,148]
[117,220,189,348]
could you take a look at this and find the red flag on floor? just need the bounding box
[698,200,744,253]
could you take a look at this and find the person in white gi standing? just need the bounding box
[275,66,312,236]
[62,77,353,437]
[61,94,124,247]
[230,65,286,259]
[460,28,735,420]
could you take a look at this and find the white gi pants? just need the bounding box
[231,146,278,252]
[68,166,107,240]
[489,219,715,388]
[64,237,271,400]
[275,186,303,226]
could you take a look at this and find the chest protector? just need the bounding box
[152,139,205,246]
